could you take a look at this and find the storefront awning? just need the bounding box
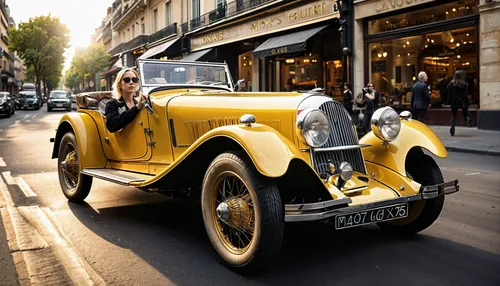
[138,37,181,60]
[182,48,213,61]
[100,57,123,77]
[253,25,328,58]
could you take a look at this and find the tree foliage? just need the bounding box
[65,43,111,93]
[8,14,70,96]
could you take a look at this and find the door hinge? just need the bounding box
[144,128,153,135]
[148,141,156,147]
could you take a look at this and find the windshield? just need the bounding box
[50,91,69,99]
[142,62,230,88]
[19,92,36,98]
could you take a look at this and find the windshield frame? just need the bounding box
[137,59,235,95]
[49,91,70,99]
[19,92,37,98]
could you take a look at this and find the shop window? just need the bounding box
[280,55,321,92]
[368,26,478,108]
[326,60,343,99]
[368,0,478,35]
[238,51,253,91]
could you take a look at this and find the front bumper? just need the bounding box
[48,102,71,108]
[284,179,459,222]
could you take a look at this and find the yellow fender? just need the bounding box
[51,112,107,169]
[138,123,309,186]
[360,119,448,176]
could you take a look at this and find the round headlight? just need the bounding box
[371,107,401,142]
[297,109,330,147]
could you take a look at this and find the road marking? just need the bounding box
[32,114,37,118]
[2,171,16,185]
[15,177,37,197]
[0,157,6,167]
[0,172,101,285]
[465,172,481,176]
[0,128,3,132]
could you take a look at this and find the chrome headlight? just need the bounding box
[297,108,330,147]
[371,106,401,142]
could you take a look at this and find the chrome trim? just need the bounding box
[311,144,372,152]
[285,197,353,211]
[240,114,256,126]
[81,168,153,186]
[285,179,460,222]
[399,110,412,120]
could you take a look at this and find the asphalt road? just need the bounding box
[0,105,499,285]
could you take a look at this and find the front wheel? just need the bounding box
[57,132,93,203]
[377,153,444,235]
[201,151,284,273]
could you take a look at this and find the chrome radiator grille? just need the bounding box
[312,101,366,175]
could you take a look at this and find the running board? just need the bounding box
[81,168,154,186]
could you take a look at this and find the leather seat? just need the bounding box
[76,91,113,115]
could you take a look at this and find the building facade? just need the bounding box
[353,0,500,130]
[0,1,17,94]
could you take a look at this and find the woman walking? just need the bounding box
[446,70,472,136]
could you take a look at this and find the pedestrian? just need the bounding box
[361,82,379,133]
[411,71,431,123]
[343,82,353,115]
[105,68,149,133]
[446,69,472,136]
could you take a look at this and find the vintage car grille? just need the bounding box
[312,101,367,175]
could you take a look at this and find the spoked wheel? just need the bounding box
[202,151,283,273]
[57,132,92,203]
[377,151,445,235]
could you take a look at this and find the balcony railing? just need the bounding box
[182,0,273,33]
[108,34,148,55]
[149,23,177,44]
[112,0,147,28]
[103,27,112,43]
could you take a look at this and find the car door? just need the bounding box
[100,107,153,161]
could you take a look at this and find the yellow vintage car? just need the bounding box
[51,59,459,273]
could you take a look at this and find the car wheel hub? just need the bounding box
[217,196,253,232]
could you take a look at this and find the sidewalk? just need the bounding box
[429,125,500,156]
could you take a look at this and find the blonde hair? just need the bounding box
[112,68,140,101]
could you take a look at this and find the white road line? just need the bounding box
[32,114,37,118]
[2,171,16,185]
[0,128,3,132]
[0,157,6,167]
[15,177,37,197]
[0,172,100,285]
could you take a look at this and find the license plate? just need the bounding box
[335,203,408,230]
[56,104,63,107]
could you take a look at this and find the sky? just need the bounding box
[7,0,114,72]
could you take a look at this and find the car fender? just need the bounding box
[51,112,107,168]
[359,119,447,176]
[140,123,310,187]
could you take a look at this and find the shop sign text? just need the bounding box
[375,0,429,13]
[271,47,288,55]
[250,17,282,31]
[202,32,224,44]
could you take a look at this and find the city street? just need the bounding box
[0,105,499,285]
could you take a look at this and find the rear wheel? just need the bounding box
[57,132,93,203]
[201,151,284,273]
[377,151,444,235]
[6,107,11,118]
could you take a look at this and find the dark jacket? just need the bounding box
[105,98,140,133]
[343,90,353,112]
[364,89,379,114]
[411,81,430,110]
[446,82,469,108]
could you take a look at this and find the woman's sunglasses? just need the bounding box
[123,77,139,83]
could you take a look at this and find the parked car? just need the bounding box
[50,60,459,273]
[17,91,41,110]
[0,92,15,117]
[47,90,72,112]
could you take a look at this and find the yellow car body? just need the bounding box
[51,60,459,273]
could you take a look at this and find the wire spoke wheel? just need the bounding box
[212,172,255,254]
[57,132,92,203]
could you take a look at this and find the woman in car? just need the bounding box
[105,68,149,133]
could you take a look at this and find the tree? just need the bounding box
[9,14,70,97]
[66,43,111,92]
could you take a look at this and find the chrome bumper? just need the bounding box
[284,179,459,222]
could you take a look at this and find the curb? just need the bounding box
[445,146,500,157]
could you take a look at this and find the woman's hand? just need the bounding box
[137,93,149,110]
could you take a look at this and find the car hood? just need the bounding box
[161,90,313,146]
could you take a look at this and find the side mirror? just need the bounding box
[234,79,245,91]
